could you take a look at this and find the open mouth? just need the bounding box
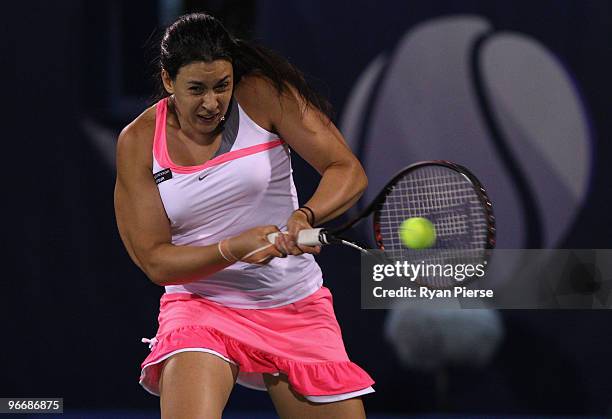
[197,113,219,123]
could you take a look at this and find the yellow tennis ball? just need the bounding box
[399,217,436,249]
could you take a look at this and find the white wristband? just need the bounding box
[218,240,238,262]
[241,243,274,261]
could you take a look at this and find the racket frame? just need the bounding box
[370,160,496,252]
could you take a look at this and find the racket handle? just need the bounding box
[267,228,326,246]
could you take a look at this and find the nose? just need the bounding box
[200,92,218,113]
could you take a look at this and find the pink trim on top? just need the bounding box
[153,97,285,174]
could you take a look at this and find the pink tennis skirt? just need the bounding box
[139,286,375,403]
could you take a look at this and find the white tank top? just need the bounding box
[152,97,323,308]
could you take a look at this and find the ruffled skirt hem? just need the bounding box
[139,324,375,399]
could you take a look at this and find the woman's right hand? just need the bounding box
[225,225,286,265]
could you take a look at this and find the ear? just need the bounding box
[161,69,174,94]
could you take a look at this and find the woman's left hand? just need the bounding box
[275,210,321,256]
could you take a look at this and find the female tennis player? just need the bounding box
[114,12,374,418]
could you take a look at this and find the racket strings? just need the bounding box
[377,165,490,287]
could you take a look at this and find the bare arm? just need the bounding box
[239,76,368,227]
[236,76,367,255]
[114,121,282,286]
[285,117,368,225]
[276,96,367,225]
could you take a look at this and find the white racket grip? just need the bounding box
[267,228,325,246]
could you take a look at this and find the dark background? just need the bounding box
[7,0,612,416]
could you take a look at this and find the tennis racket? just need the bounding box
[268,161,495,288]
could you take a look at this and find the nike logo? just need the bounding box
[198,172,208,181]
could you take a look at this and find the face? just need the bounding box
[162,59,233,136]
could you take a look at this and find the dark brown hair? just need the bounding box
[155,13,333,118]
